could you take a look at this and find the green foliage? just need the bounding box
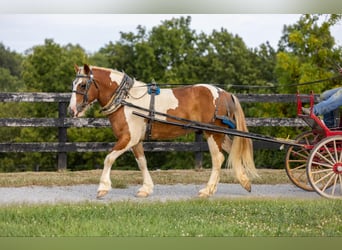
[276,14,341,94]
[0,42,23,77]
[22,39,88,92]
[0,43,24,91]
[1,15,342,171]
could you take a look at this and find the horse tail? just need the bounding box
[223,94,258,192]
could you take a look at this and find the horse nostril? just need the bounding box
[68,107,75,117]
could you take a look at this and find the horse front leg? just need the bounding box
[198,135,225,198]
[97,147,127,199]
[132,142,154,198]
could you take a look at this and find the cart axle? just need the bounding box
[333,162,342,174]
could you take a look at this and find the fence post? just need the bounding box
[57,102,68,171]
[195,131,203,170]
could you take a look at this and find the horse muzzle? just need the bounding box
[68,106,77,118]
[69,104,89,118]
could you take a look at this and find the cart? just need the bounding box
[132,92,342,199]
[285,92,342,199]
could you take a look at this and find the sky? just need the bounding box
[0,14,341,54]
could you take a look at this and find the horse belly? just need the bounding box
[151,123,193,139]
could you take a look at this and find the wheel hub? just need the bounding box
[333,162,342,174]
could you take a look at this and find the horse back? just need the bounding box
[167,84,234,123]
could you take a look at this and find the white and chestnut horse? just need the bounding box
[68,64,257,198]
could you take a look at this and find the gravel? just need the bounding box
[0,183,321,205]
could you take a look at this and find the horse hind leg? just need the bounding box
[132,142,154,198]
[198,135,225,198]
[223,134,254,192]
[222,93,257,192]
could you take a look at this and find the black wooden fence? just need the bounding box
[0,92,313,170]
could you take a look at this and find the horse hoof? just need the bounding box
[96,190,108,199]
[136,191,149,198]
[198,191,210,198]
[242,182,251,192]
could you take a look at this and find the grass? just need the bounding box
[1,199,342,236]
[2,169,341,237]
[0,169,289,187]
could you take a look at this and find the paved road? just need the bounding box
[0,183,321,205]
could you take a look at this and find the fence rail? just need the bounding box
[0,92,314,170]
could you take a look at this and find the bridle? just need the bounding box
[72,68,135,116]
[72,69,98,107]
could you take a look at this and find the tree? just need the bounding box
[22,39,88,92]
[147,16,200,83]
[1,40,91,171]
[252,14,342,169]
[276,14,342,94]
[0,43,24,91]
[96,17,200,84]
[0,43,23,77]
[196,28,265,92]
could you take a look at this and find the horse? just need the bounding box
[68,64,258,198]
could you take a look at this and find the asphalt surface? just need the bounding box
[0,183,321,205]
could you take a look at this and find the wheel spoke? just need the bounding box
[339,147,342,162]
[315,150,335,166]
[322,144,336,164]
[310,161,333,169]
[330,174,338,196]
[310,168,333,174]
[321,172,336,192]
[285,131,317,191]
[333,140,339,162]
[288,159,306,164]
[291,150,309,160]
[307,136,342,198]
[313,171,334,186]
[291,163,306,170]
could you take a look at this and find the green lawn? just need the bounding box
[1,199,341,237]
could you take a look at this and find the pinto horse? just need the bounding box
[68,64,257,198]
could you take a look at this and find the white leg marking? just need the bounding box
[135,156,154,197]
[97,149,126,198]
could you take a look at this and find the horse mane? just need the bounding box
[91,65,123,76]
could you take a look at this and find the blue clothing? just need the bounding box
[313,87,342,127]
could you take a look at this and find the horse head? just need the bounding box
[68,64,99,117]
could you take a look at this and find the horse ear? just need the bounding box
[83,64,91,75]
[74,64,79,73]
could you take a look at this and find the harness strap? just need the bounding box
[145,82,158,141]
[213,88,236,129]
[101,74,134,116]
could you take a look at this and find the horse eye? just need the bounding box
[79,83,87,90]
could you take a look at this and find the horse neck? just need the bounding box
[92,67,123,107]
[93,67,146,109]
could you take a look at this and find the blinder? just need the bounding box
[72,69,98,107]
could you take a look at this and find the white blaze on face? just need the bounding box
[68,77,83,117]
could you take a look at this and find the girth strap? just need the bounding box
[213,88,236,129]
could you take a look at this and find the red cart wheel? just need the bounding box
[307,135,342,199]
[285,131,321,191]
